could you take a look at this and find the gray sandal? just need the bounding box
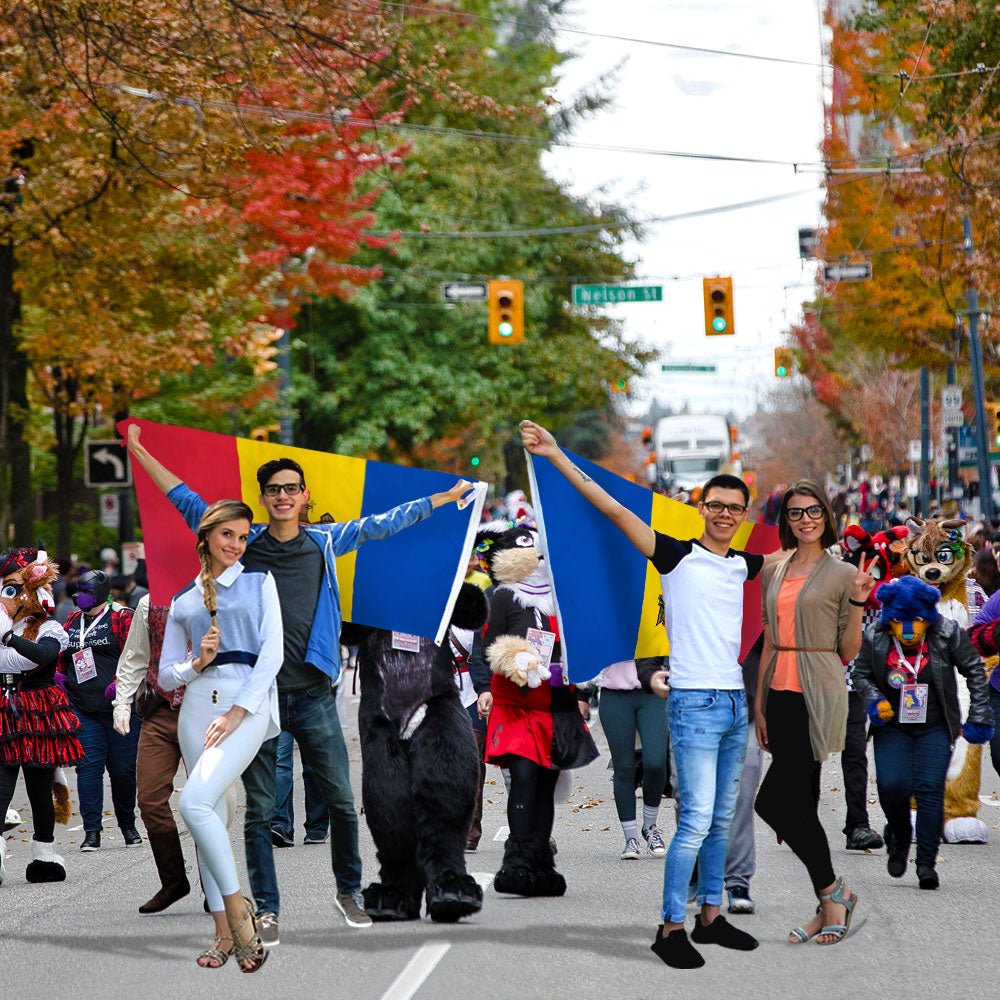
[788,904,821,944]
[816,877,858,945]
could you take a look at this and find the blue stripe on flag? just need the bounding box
[529,450,654,682]
[352,460,485,642]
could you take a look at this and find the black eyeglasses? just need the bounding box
[786,504,825,521]
[262,482,305,497]
[703,500,748,516]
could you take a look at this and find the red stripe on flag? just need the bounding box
[740,524,780,661]
[120,419,243,605]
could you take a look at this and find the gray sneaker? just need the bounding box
[620,837,642,861]
[642,825,667,858]
[257,911,280,947]
[335,890,373,928]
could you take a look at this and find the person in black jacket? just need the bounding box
[853,575,994,890]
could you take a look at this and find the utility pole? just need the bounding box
[964,216,993,521]
[946,357,959,503]
[919,366,930,516]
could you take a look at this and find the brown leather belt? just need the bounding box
[774,646,836,653]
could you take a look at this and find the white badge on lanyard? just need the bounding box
[73,607,108,683]
[392,632,421,653]
[890,636,928,723]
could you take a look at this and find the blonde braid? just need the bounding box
[197,537,218,618]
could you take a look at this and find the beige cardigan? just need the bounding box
[760,552,856,761]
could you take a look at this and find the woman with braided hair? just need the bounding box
[159,499,283,973]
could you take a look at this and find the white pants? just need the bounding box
[178,672,268,913]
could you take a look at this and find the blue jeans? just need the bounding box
[662,689,747,923]
[242,683,361,915]
[873,723,952,866]
[74,708,141,833]
[271,728,330,841]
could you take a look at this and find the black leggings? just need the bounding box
[0,764,55,842]
[506,756,560,842]
[754,690,836,894]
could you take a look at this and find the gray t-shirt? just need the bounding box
[244,528,326,691]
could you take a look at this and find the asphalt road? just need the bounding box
[4,681,1000,1000]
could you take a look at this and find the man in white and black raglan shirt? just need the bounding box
[521,420,774,970]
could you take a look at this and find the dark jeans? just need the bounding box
[242,683,361,915]
[755,690,835,894]
[271,728,330,841]
[599,688,668,823]
[841,688,872,834]
[989,688,1000,782]
[75,707,141,833]
[873,723,952,866]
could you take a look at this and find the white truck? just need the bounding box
[653,414,735,493]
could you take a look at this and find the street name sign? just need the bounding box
[441,282,488,302]
[823,262,872,282]
[85,440,132,488]
[661,363,718,373]
[573,284,663,305]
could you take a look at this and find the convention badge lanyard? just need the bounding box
[72,605,109,683]
[889,635,929,724]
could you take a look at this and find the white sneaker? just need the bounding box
[620,837,641,861]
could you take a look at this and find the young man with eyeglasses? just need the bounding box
[127,426,471,941]
[520,420,777,970]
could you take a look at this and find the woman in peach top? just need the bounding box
[754,480,875,947]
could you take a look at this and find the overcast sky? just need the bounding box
[544,0,827,420]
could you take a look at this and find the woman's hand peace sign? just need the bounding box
[850,556,877,605]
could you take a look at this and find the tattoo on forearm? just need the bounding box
[569,463,592,483]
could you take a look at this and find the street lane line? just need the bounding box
[380,942,451,1000]
[493,825,509,842]
[470,872,494,890]
[67,824,83,831]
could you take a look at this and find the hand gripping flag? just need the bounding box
[526,449,778,682]
[121,419,486,643]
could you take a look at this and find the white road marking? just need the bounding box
[67,824,83,832]
[470,872,494,890]
[492,825,509,842]
[979,795,1000,807]
[379,942,451,1000]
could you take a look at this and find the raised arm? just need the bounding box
[520,420,655,558]
[126,424,182,495]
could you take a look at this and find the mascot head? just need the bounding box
[474,522,541,586]
[0,546,59,639]
[878,575,941,647]
[840,525,910,601]
[903,516,970,594]
[74,569,111,611]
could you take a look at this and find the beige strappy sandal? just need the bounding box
[196,935,233,969]
[230,898,268,973]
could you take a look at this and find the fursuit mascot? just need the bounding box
[853,575,993,888]
[476,521,597,898]
[355,582,488,923]
[0,546,79,886]
[901,516,987,842]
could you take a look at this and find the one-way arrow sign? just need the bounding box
[441,282,488,302]
[85,440,132,488]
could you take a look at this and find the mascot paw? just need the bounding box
[962,721,995,745]
[25,841,66,883]
[867,699,893,726]
[943,817,989,845]
[361,882,421,921]
[488,637,543,688]
[426,871,483,923]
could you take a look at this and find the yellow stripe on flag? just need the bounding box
[236,438,367,622]
[634,496,755,659]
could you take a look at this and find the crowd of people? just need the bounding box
[1,419,999,975]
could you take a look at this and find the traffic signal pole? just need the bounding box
[919,367,930,516]
[964,216,993,521]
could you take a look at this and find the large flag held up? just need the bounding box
[526,449,779,683]
[122,419,485,643]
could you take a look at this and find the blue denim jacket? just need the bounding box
[167,482,433,681]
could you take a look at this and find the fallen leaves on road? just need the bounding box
[571,797,603,813]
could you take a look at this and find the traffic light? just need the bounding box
[986,401,1000,448]
[611,377,630,394]
[469,455,481,469]
[488,278,524,344]
[774,347,793,378]
[703,276,734,336]
[250,423,281,442]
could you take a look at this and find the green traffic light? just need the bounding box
[498,321,514,338]
[776,365,788,377]
[470,456,481,467]
[712,317,727,332]
[616,379,627,390]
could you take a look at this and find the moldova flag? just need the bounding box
[121,419,485,642]
[526,449,779,682]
